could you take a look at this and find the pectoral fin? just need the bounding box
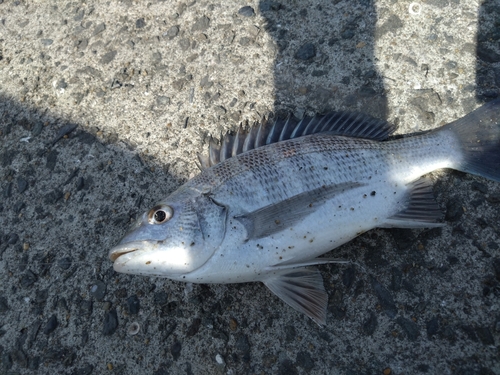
[381,177,444,228]
[235,182,364,239]
[263,267,328,325]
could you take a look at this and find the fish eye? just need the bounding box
[147,205,173,224]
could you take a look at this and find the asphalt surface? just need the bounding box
[0,1,499,374]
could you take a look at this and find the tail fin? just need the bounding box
[443,98,500,182]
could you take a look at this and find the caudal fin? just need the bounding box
[443,98,500,182]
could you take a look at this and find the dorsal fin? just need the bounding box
[198,111,396,169]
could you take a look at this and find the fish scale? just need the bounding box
[110,99,500,325]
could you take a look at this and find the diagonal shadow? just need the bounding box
[259,0,387,120]
[0,94,181,277]
[476,0,500,102]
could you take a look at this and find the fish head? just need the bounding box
[109,188,227,278]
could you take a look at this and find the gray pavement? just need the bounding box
[0,0,499,374]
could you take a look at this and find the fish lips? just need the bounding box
[109,240,197,276]
[109,241,157,275]
[108,240,150,262]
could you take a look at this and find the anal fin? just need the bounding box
[381,177,444,228]
[263,267,327,325]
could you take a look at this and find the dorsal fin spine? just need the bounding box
[200,110,396,169]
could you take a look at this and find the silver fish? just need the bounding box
[109,99,500,324]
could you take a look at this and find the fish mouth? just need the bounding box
[109,241,149,262]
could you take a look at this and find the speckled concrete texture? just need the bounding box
[0,0,499,374]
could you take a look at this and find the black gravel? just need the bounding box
[102,309,118,336]
[43,315,58,335]
[294,42,316,60]
[238,6,255,17]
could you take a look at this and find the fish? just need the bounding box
[109,99,500,325]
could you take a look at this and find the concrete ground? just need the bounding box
[0,0,499,374]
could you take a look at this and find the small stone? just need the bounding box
[238,6,255,17]
[200,75,212,88]
[186,318,201,337]
[1,150,16,167]
[262,353,277,368]
[154,291,169,306]
[342,267,355,288]
[90,280,106,301]
[14,201,25,213]
[215,106,227,115]
[58,257,72,270]
[215,354,225,367]
[126,295,140,315]
[11,350,28,368]
[341,29,355,39]
[192,16,210,32]
[396,316,420,341]
[136,18,146,28]
[359,85,377,97]
[487,193,500,204]
[152,51,162,64]
[165,25,179,39]
[426,317,439,337]
[285,325,296,342]
[445,60,457,70]
[235,334,250,352]
[477,45,500,63]
[46,149,58,170]
[43,315,58,334]
[44,189,63,204]
[259,1,281,11]
[74,9,85,21]
[56,79,67,89]
[102,308,118,335]
[20,270,37,288]
[76,177,85,191]
[171,341,182,360]
[35,289,49,303]
[0,296,9,312]
[296,351,314,371]
[178,38,191,51]
[1,351,13,370]
[471,181,488,194]
[76,38,88,50]
[445,199,463,222]
[294,42,316,60]
[371,277,397,318]
[52,123,78,145]
[156,96,170,106]
[7,233,19,245]
[239,37,251,46]
[476,326,494,345]
[32,122,43,136]
[41,39,53,46]
[100,50,117,65]
[279,358,298,375]
[17,178,28,193]
[363,311,378,335]
[376,14,403,39]
[92,23,105,36]
[493,258,500,281]
[75,364,94,375]
[3,182,12,198]
[229,318,238,331]
[79,300,93,317]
